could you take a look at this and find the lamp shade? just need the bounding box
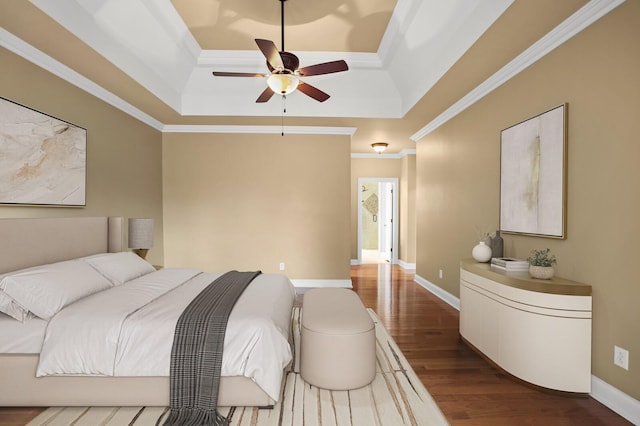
[128,218,154,249]
[267,73,299,95]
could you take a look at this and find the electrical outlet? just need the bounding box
[279,262,285,271]
[614,345,629,370]
[438,269,443,279]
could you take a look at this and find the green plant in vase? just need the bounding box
[527,248,557,279]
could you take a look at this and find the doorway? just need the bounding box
[357,177,398,264]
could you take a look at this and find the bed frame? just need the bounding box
[0,216,275,407]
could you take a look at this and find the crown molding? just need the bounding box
[410,0,625,142]
[377,0,424,66]
[162,125,357,136]
[0,29,360,138]
[0,28,164,131]
[145,0,201,61]
[351,148,416,159]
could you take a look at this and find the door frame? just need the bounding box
[357,177,399,265]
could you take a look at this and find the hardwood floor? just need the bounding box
[349,263,631,425]
[0,264,631,425]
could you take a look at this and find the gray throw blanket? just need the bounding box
[164,270,262,426]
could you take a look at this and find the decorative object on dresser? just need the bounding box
[490,257,529,272]
[471,241,492,263]
[500,103,567,239]
[527,248,557,279]
[128,218,154,259]
[490,230,504,258]
[459,259,592,394]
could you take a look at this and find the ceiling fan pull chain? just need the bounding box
[281,94,286,136]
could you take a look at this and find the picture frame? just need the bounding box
[0,97,87,207]
[499,104,567,239]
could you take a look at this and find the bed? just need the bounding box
[0,216,295,407]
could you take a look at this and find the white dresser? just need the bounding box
[459,259,592,394]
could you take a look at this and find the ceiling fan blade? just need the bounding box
[255,39,284,70]
[297,82,330,102]
[298,60,348,77]
[256,87,275,103]
[212,71,265,77]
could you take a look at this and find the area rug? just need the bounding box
[27,308,448,425]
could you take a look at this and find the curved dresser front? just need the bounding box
[459,259,592,394]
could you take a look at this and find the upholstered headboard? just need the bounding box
[0,216,123,274]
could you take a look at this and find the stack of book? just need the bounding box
[490,257,529,272]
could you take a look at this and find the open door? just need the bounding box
[357,178,398,265]
[378,182,393,262]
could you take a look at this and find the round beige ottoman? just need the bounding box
[300,288,376,390]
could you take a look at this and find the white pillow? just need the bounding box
[0,290,33,322]
[83,252,156,286]
[0,260,113,321]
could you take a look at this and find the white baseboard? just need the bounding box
[398,260,416,270]
[350,259,416,270]
[591,375,640,424]
[414,274,460,310]
[290,279,353,289]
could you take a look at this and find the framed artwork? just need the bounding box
[0,97,86,207]
[500,104,567,239]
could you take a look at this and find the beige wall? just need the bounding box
[162,132,351,280]
[416,1,639,399]
[0,47,164,266]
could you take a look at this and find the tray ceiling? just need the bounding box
[28,0,513,118]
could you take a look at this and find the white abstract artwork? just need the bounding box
[500,104,566,238]
[0,98,86,206]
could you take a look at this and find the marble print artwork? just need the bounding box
[0,98,86,206]
[500,104,565,238]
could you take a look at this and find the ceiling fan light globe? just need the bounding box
[267,73,299,95]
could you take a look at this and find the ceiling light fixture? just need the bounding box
[211,0,348,103]
[372,142,388,153]
[267,73,299,95]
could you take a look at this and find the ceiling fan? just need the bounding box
[212,0,349,103]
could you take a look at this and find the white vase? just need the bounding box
[472,241,492,263]
[529,265,555,280]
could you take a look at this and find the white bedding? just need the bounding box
[0,313,47,353]
[36,268,295,401]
